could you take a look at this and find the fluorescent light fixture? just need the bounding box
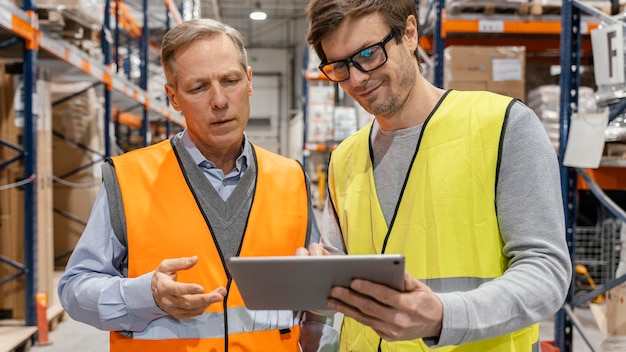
[250,10,267,20]
[250,2,267,20]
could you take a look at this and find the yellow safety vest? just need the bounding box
[109,139,309,351]
[328,90,539,351]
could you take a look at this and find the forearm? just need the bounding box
[435,253,569,345]
[435,102,571,346]
[58,186,166,332]
[59,270,166,332]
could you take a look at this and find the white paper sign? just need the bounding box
[492,58,522,81]
[563,109,609,168]
[591,24,625,86]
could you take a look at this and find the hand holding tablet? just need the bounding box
[226,254,405,311]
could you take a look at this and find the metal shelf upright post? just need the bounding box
[140,0,149,147]
[103,0,113,157]
[0,0,41,330]
[555,1,581,350]
[301,45,310,172]
[432,0,445,88]
[557,1,626,351]
[21,0,38,329]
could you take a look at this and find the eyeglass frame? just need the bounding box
[318,30,396,83]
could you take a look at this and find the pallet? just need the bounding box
[0,303,66,352]
[447,1,530,15]
[605,143,626,159]
[46,307,67,333]
[36,9,66,31]
[0,325,37,352]
[529,0,626,15]
[528,1,562,15]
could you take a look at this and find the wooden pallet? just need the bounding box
[36,9,66,31]
[0,325,37,352]
[447,1,530,15]
[529,1,626,15]
[528,1,562,15]
[0,303,66,352]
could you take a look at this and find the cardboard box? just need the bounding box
[0,68,54,319]
[444,45,526,102]
[446,81,487,92]
[488,81,526,102]
[590,286,626,335]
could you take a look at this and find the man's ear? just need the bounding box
[247,66,253,96]
[404,15,419,52]
[164,84,181,111]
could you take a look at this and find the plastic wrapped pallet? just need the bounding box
[526,85,598,151]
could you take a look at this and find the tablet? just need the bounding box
[226,254,405,311]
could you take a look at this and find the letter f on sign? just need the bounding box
[607,30,617,78]
[591,24,624,86]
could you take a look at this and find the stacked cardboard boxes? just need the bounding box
[444,45,526,102]
[0,64,54,320]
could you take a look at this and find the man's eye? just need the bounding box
[332,62,347,70]
[359,47,374,58]
[192,84,206,92]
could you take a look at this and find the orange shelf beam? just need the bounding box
[441,18,600,37]
[578,167,626,191]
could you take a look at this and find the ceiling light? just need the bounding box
[250,2,267,20]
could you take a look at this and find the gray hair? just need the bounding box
[160,18,248,86]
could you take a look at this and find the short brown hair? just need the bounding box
[160,19,248,86]
[306,0,423,67]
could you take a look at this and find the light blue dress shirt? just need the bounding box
[57,130,320,333]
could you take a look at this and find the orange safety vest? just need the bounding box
[108,139,309,352]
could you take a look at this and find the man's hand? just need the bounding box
[295,243,330,256]
[151,256,226,320]
[327,271,443,341]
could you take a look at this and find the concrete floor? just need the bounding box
[25,308,614,352]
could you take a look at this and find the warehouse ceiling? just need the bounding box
[124,0,312,48]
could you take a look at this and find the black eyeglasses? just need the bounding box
[318,30,395,82]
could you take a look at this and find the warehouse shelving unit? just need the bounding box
[0,0,182,338]
[421,1,625,351]
[420,0,600,88]
[301,45,374,208]
[301,45,335,208]
[556,1,626,351]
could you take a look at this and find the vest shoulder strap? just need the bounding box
[102,158,129,275]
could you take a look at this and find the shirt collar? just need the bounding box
[180,129,250,172]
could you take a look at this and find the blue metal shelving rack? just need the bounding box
[0,0,181,339]
[557,1,626,351]
[425,0,626,350]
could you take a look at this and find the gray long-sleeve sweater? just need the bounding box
[320,100,572,347]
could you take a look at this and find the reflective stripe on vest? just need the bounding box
[330,91,539,351]
[132,307,298,339]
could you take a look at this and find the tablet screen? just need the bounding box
[226,254,405,311]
